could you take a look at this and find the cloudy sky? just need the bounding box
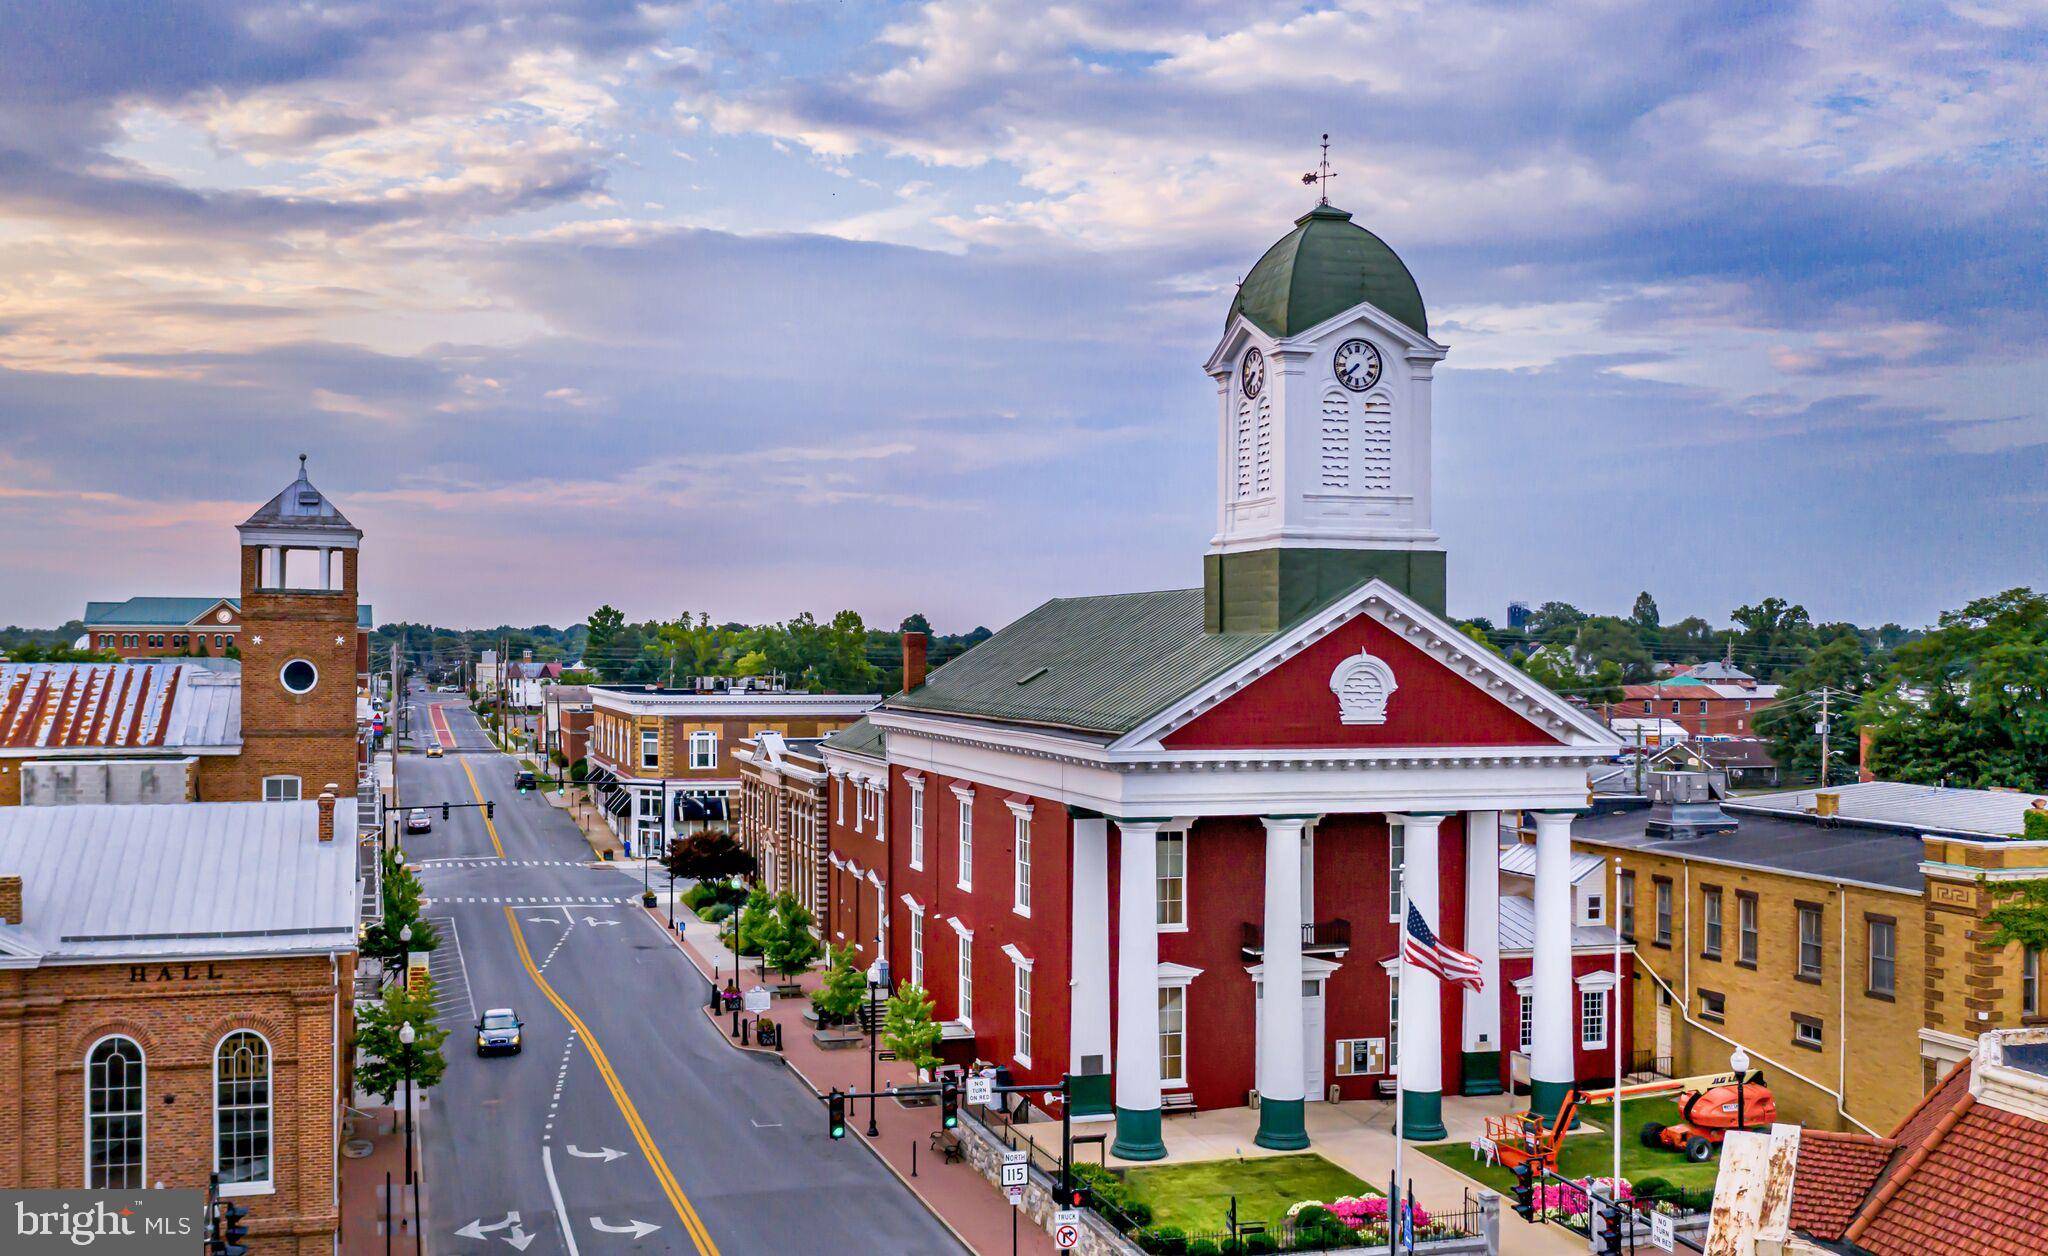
[2,1,2043,634]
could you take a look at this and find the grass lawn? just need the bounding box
[1420,1097,1722,1196]
[1122,1154,1376,1233]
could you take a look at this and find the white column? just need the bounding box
[1071,818,1113,1079]
[1531,809,1578,1116]
[1463,810,1503,1092]
[1255,816,1311,1149]
[1112,820,1165,1159]
[1394,814,1446,1139]
[319,546,333,590]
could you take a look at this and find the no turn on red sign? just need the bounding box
[1053,1209,1081,1250]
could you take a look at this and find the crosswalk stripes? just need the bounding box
[415,858,595,869]
[420,895,633,906]
[424,915,475,1026]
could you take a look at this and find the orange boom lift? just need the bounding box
[1484,1067,1775,1176]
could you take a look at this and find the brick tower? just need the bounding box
[226,456,363,802]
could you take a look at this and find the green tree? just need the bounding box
[1761,634,1872,785]
[764,893,823,979]
[1572,617,1656,683]
[883,983,944,1075]
[736,886,778,958]
[810,943,868,1026]
[1526,601,1588,644]
[1729,597,1816,681]
[1520,647,1623,706]
[1859,588,2048,789]
[362,849,441,971]
[899,612,933,635]
[585,604,626,675]
[354,977,449,1104]
[1984,812,2048,954]
[1630,591,1661,632]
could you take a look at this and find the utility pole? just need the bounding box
[390,637,403,830]
[1817,686,1832,788]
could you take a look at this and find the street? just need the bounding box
[402,691,966,1255]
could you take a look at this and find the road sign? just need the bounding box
[743,985,772,1013]
[1053,1211,1081,1250]
[1006,1183,1025,1207]
[1001,1149,1027,1189]
[1649,1212,1676,1251]
[967,1074,995,1106]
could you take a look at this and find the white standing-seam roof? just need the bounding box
[1733,780,2048,839]
[1498,894,1622,954]
[0,801,358,964]
[1499,842,1605,883]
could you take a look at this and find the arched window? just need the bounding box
[86,1036,145,1189]
[215,1031,272,1188]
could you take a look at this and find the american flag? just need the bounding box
[1404,903,1484,992]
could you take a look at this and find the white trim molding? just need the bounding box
[1329,651,1398,725]
[1003,943,1034,971]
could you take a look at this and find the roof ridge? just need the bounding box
[1844,1089,1977,1245]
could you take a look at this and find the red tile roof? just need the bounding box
[1788,1130,1895,1240]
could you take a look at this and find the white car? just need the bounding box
[405,808,432,834]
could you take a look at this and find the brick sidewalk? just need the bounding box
[338,1104,428,1256]
[652,907,1055,1255]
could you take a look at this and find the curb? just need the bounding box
[637,907,981,1256]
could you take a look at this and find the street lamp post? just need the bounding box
[398,922,411,985]
[668,869,678,932]
[398,1020,417,1187]
[865,959,889,1138]
[1731,1046,1751,1134]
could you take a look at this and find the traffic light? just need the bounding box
[1597,1198,1624,1256]
[1510,1161,1535,1222]
[220,1202,250,1256]
[486,801,495,820]
[1061,1180,1088,1209]
[827,1089,847,1140]
[940,1074,959,1130]
[441,803,450,820]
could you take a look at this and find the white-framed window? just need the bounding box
[86,1035,146,1189]
[1580,989,1608,1050]
[1797,903,1823,978]
[956,934,973,1027]
[1158,987,1186,1086]
[1156,832,1186,929]
[1704,890,1724,957]
[834,775,844,824]
[640,728,659,770]
[215,1031,272,1191]
[1793,1015,1824,1050]
[1334,1037,1386,1077]
[956,795,973,891]
[1388,977,1400,1068]
[1868,917,1896,997]
[909,907,925,988]
[1388,825,1405,921]
[1013,962,1033,1066]
[908,782,925,870]
[261,776,301,803]
[1583,891,1605,926]
[1012,811,1032,916]
[689,730,717,771]
[2027,948,2041,1018]
[1519,991,1534,1051]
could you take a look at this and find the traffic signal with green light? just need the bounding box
[940,1074,959,1130]
[827,1089,846,1140]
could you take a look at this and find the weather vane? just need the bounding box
[1302,133,1336,205]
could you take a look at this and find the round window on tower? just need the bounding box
[280,659,319,695]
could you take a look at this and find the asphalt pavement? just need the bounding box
[405,690,965,1255]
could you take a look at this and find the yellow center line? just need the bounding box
[505,908,720,1255]
[458,757,507,859]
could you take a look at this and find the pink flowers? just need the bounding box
[1534,1177,1634,1221]
[1288,1195,1432,1231]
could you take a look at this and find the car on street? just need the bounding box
[475,1008,523,1055]
[405,808,432,834]
[424,744,444,758]
[513,769,537,791]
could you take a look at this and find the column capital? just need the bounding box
[1257,815,1315,833]
[1386,812,1452,829]
[1530,807,1590,818]
[1112,817,1172,834]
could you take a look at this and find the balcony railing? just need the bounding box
[1240,918,1352,956]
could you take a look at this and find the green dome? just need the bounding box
[1229,204,1427,339]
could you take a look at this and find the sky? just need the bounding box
[1,1,2044,636]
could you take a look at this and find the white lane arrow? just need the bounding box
[502,1222,537,1251]
[455,1211,520,1241]
[565,1145,627,1162]
[582,917,619,927]
[526,916,566,925]
[589,1219,661,1239]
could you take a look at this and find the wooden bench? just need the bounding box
[1161,1092,1198,1117]
[929,1129,965,1164]
[810,1030,864,1050]
[774,982,805,999]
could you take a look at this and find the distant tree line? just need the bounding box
[581,606,990,694]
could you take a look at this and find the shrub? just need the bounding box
[1244,1235,1278,1255]
[1136,1227,1186,1255]
[1188,1242,1221,1256]
[1291,1206,1338,1231]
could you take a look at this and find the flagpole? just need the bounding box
[1612,855,1624,1212]
[1394,868,1406,1253]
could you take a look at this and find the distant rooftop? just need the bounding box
[1574,801,1926,891]
[1735,780,2048,840]
[84,596,372,630]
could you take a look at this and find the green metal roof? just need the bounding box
[886,587,1284,736]
[821,715,887,762]
[1230,204,1427,339]
[84,596,373,630]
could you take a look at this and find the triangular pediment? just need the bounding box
[1204,298,1443,377]
[1120,579,1620,754]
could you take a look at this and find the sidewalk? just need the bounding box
[338,1103,427,1256]
[656,905,1055,1255]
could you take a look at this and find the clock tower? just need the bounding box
[229,457,364,802]
[1204,203,1449,632]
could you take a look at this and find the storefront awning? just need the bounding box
[602,787,632,817]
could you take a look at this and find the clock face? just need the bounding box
[216,610,232,624]
[1334,338,1382,392]
[1241,347,1265,398]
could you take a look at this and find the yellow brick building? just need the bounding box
[1570,780,2047,1136]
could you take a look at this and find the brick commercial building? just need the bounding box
[733,731,831,919]
[0,461,369,808]
[1575,778,2048,1136]
[820,707,891,975]
[0,793,360,1253]
[82,596,374,684]
[586,679,877,858]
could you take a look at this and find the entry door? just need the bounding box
[1303,980,1326,1099]
[1655,1003,1673,1071]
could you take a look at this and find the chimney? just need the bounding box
[902,631,928,692]
[317,786,337,843]
[1858,729,1875,783]
[0,875,21,925]
[523,647,533,663]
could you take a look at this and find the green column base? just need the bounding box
[1461,1050,1504,1096]
[1530,1077,1579,1127]
[1400,1089,1447,1141]
[1254,1096,1310,1150]
[1112,1106,1166,1161]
